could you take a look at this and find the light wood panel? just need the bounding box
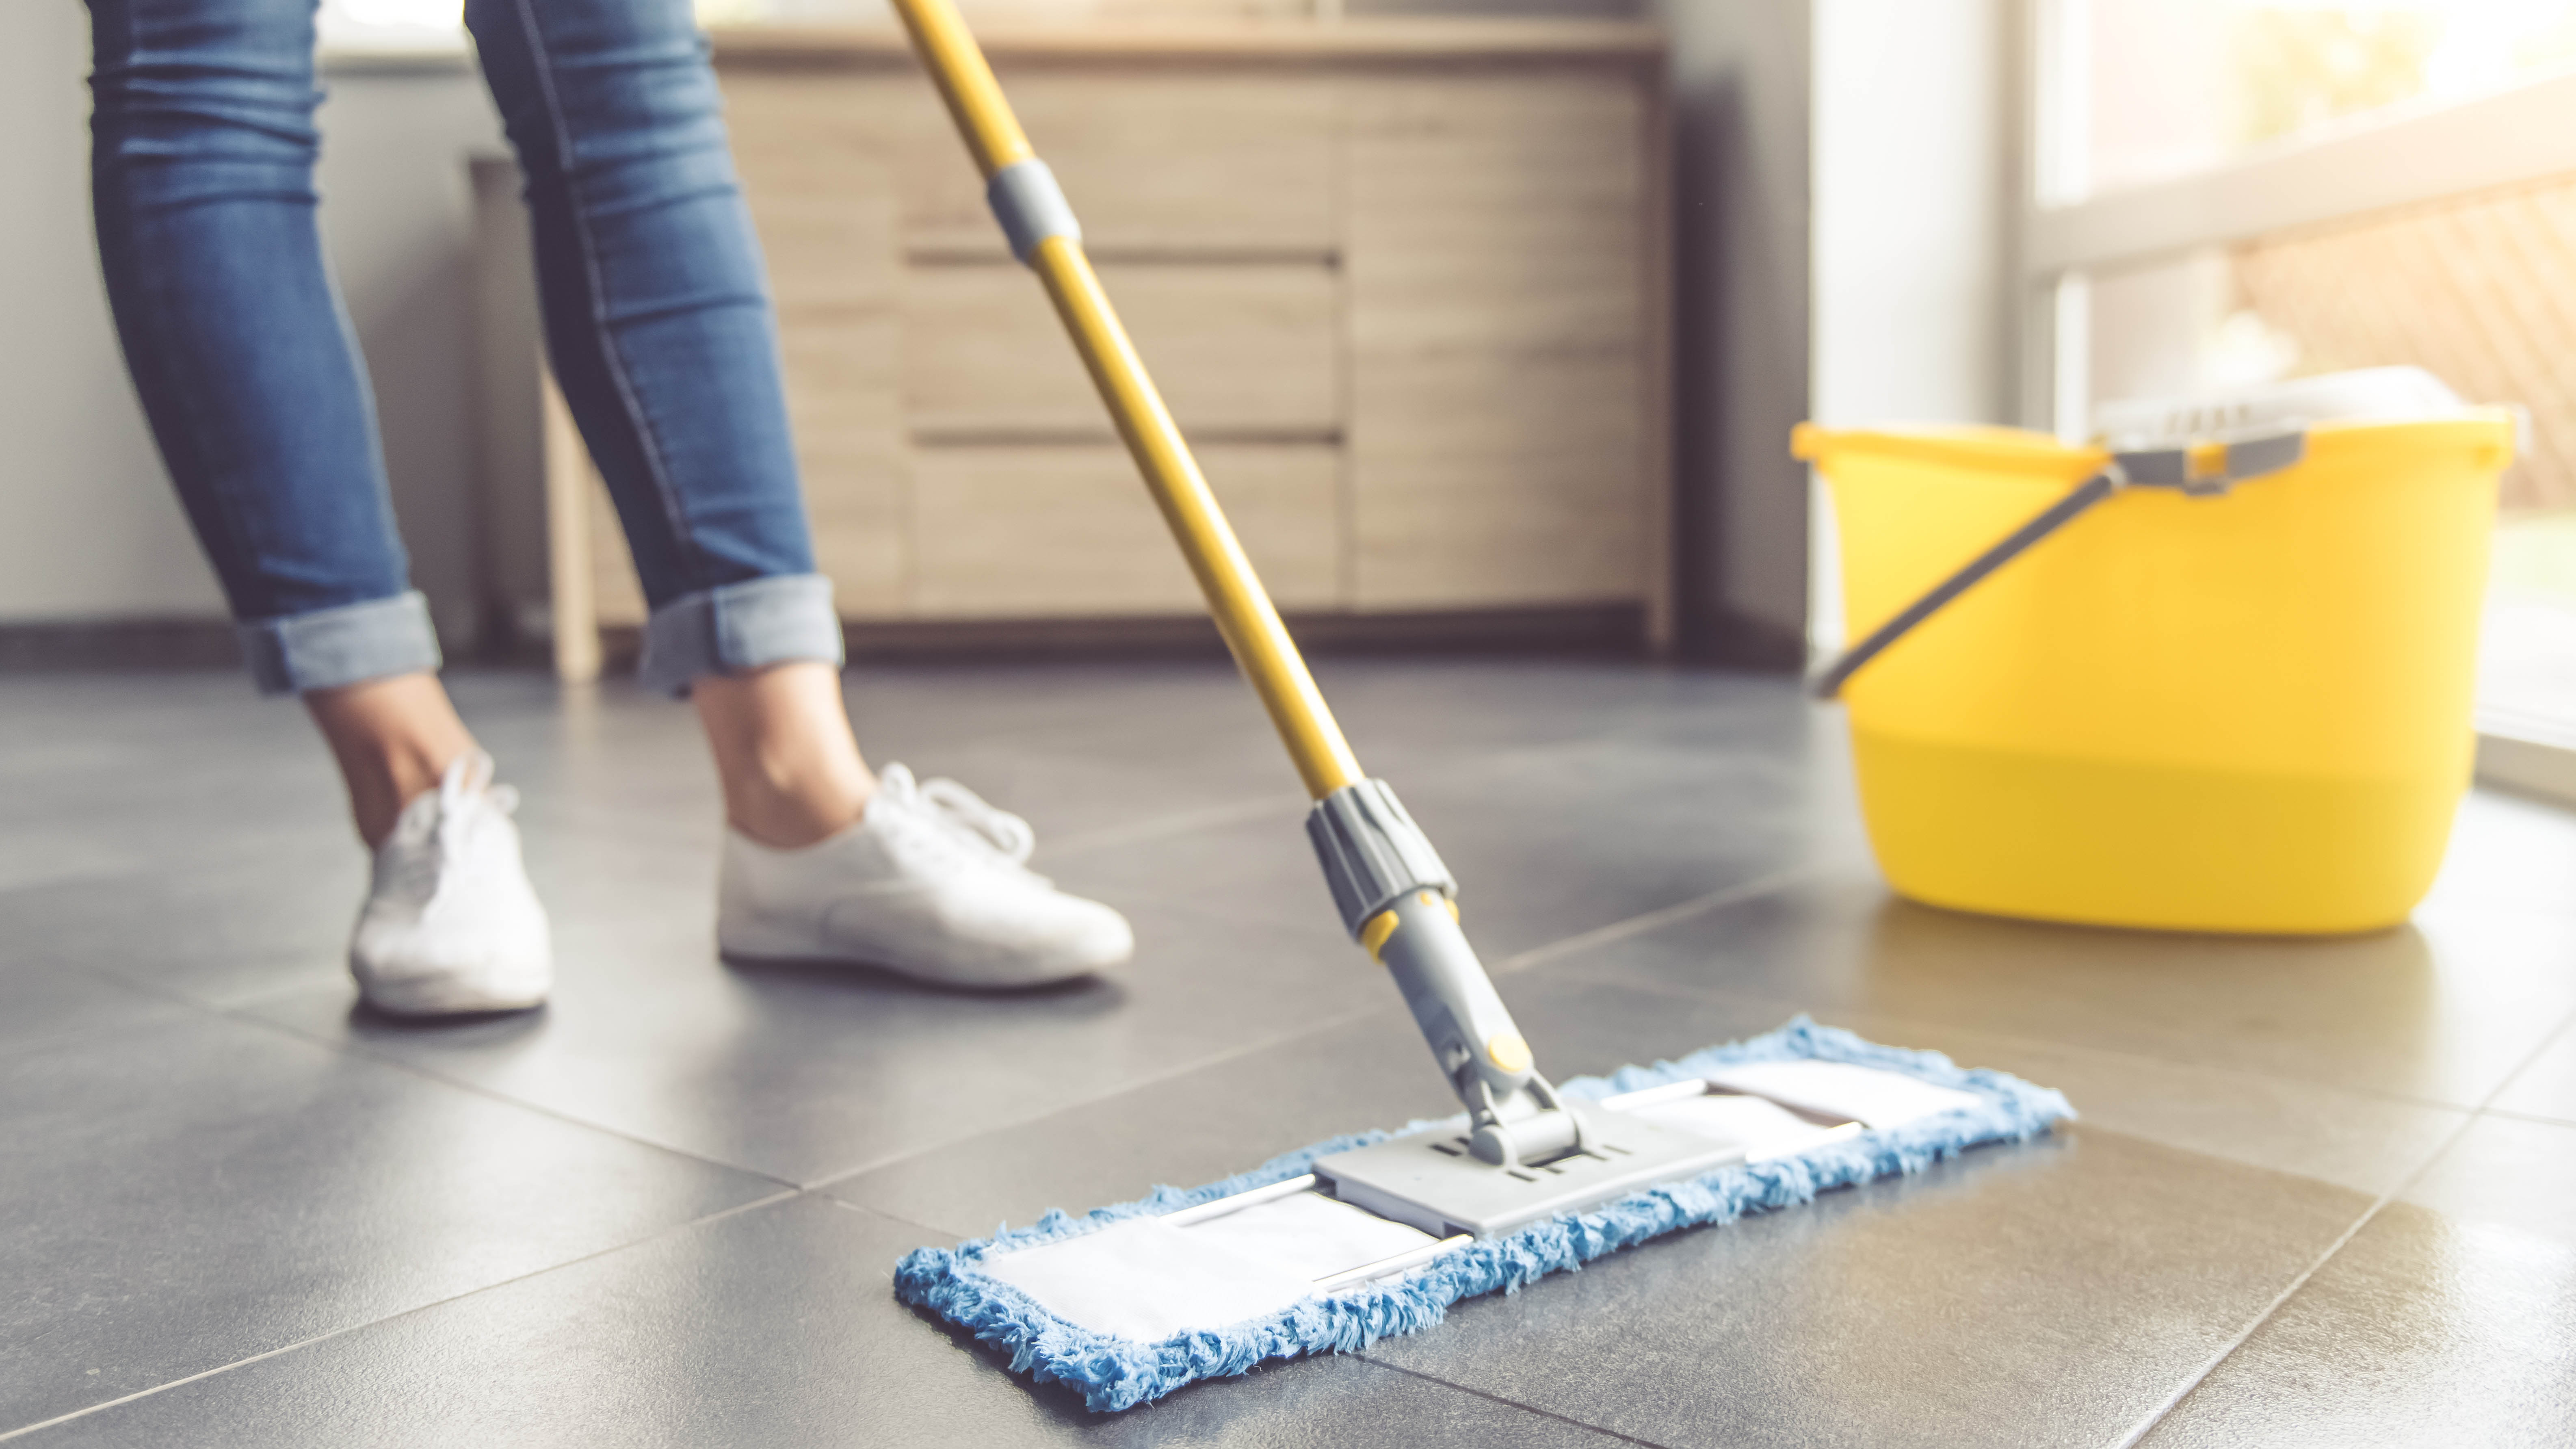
[896,69,1338,260]
[530,25,1669,663]
[911,444,1341,615]
[1345,70,1652,610]
[903,263,1340,440]
[727,74,912,614]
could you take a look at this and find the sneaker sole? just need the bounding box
[355,970,551,1018]
[717,943,1117,992]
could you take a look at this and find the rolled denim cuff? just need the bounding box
[238,590,443,697]
[638,573,845,698]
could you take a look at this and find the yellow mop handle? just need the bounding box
[888,0,1364,801]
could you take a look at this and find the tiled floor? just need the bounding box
[3,660,2572,1446]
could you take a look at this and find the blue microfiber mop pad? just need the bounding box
[893,1017,2075,1412]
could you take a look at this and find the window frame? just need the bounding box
[2013,0,2576,802]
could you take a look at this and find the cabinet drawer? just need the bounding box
[897,70,1336,261]
[1346,71,1652,609]
[904,263,1339,442]
[910,444,1340,616]
[723,74,909,313]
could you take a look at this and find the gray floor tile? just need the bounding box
[6,851,365,1009]
[822,964,1811,1239]
[1782,1007,2470,1199]
[9,663,2567,1443]
[2419,787,2576,921]
[1050,733,1864,959]
[0,1013,776,1433]
[236,882,1384,1187]
[1534,940,2478,1201]
[0,964,190,1056]
[2137,1201,2576,1449]
[1580,869,2576,1110]
[1364,1128,2369,1449]
[16,1194,1637,1448]
[2489,1015,2576,1127]
[2397,1111,2576,1244]
[2121,1078,2576,1448]
[822,999,1471,1238]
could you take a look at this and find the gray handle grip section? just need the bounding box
[985,158,1081,264]
[1307,779,1456,938]
[1374,888,1533,1101]
[1810,470,2120,700]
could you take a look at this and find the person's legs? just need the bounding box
[87,0,479,847]
[691,664,875,849]
[469,0,1128,983]
[464,0,869,847]
[306,675,476,844]
[87,0,548,1014]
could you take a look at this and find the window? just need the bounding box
[2028,0,2576,765]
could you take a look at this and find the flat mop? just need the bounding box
[881,0,2073,1410]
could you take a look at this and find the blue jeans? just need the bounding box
[86,0,843,696]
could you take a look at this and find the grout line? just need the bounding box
[0,1187,806,1443]
[1041,789,1308,861]
[220,1006,799,1193]
[2476,1103,2576,1131]
[809,866,1827,1204]
[809,1192,957,1242]
[1619,969,2502,1146]
[2106,999,2576,1449]
[1354,1358,1674,1448]
[2101,1193,2394,1449]
[1035,731,1615,866]
[1492,865,1823,976]
[805,1001,1394,1198]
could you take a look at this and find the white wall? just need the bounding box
[0,14,500,638]
[0,2,219,620]
[1651,0,1816,665]
[1811,0,2010,429]
[1807,0,2013,649]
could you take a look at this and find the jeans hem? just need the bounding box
[238,590,443,697]
[638,574,844,697]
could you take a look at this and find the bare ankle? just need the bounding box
[693,662,875,849]
[305,673,478,847]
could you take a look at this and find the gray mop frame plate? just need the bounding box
[1314,1101,1750,1238]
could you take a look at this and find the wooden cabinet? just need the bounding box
[540,19,1669,676]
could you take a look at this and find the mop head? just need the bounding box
[894,1018,2073,1412]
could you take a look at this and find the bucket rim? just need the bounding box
[1792,412,2518,478]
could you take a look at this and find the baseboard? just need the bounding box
[593,604,1650,670]
[2,605,1647,677]
[1677,606,1807,673]
[2478,712,2576,810]
[0,617,241,671]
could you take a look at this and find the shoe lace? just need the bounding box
[914,774,1037,867]
[389,752,519,906]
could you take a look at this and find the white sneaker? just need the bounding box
[349,751,552,1017]
[717,763,1132,989]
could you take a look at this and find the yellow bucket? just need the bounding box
[1795,415,2514,935]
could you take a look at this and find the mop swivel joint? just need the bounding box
[1306,779,1454,936]
[1309,782,1588,1169]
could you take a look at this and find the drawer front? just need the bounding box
[903,263,1339,442]
[724,74,909,313]
[729,74,912,615]
[1347,70,1652,609]
[897,69,1336,261]
[909,444,1340,617]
